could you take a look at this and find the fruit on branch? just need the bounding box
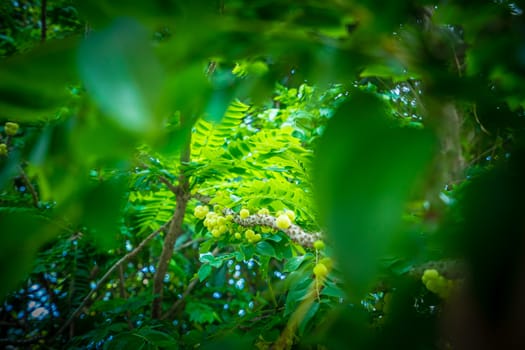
[258,208,270,215]
[313,240,325,250]
[4,122,19,136]
[318,257,333,270]
[0,143,7,156]
[245,229,261,243]
[276,214,291,230]
[240,208,250,219]
[421,268,455,299]
[194,205,210,219]
[284,209,296,222]
[193,199,322,247]
[313,263,329,278]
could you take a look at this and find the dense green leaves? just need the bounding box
[2,0,525,349]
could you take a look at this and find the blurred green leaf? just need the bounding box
[314,90,436,300]
[0,212,58,299]
[80,176,128,250]
[78,18,164,135]
[0,38,78,121]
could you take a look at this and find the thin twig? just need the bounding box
[158,176,179,195]
[19,165,39,208]
[53,222,170,339]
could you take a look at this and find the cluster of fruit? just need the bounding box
[0,122,19,157]
[194,205,300,244]
[421,268,455,299]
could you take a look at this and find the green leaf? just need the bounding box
[137,327,178,348]
[0,39,78,121]
[255,241,276,258]
[0,212,59,300]
[321,280,347,299]
[284,254,313,273]
[78,18,164,134]
[198,264,212,282]
[186,301,220,324]
[298,301,320,335]
[314,90,436,301]
[80,177,128,250]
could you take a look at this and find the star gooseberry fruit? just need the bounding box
[313,263,328,278]
[240,208,250,219]
[4,122,19,136]
[313,240,325,250]
[0,143,7,157]
[275,214,291,230]
[194,205,209,220]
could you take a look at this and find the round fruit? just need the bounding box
[194,205,209,219]
[276,214,291,230]
[421,269,439,284]
[240,208,250,219]
[258,208,270,215]
[313,240,325,250]
[4,122,19,136]
[284,210,296,222]
[313,263,328,277]
[0,143,7,157]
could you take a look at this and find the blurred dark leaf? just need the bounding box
[0,212,58,299]
[314,90,436,300]
[0,38,78,121]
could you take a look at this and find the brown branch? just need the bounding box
[152,130,192,319]
[194,194,323,247]
[158,176,179,195]
[40,0,47,42]
[53,222,170,339]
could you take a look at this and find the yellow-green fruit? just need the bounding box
[318,257,333,270]
[0,143,7,156]
[258,208,270,215]
[211,229,221,238]
[4,122,19,136]
[251,233,262,243]
[240,208,250,219]
[313,263,328,277]
[234,232,242,240]
[276,214,291,230]
[422,269,439,284]
[313,240,325,250]
[285,210,296,222]
[194,205,209,219]
[245,229,255,239]
[261,226,271,233]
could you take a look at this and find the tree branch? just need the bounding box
[194,194,323,247]
[158,175,179,195]
[53,221,170,339]
[152,131,192,319]
[19,165,39,208]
